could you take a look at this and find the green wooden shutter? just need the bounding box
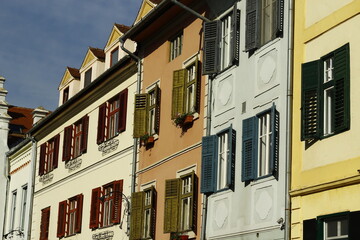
[203,20,220,75]
[190,172,198,233]
[301,60,320,140]
[270,105,279,180]
[130,191,144,240]
[194,58,201,113]
[150,187,157,239]
[273,0,284,38]
[245,0,259,51]
[333,43,350,134]
[57,200,67,238]
[172,69,186,119]
[154,85,161,134]
[164,178,180,233]
[242,116,257,182]
[303,218,317,240]
[227,127,236,191]
[201,135,217,194]
[133,94,148,138]
[230,5,240,65]
[349,211,360,238]
[75,194,83,233]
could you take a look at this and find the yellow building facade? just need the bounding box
[291,0,360,239]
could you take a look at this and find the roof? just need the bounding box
[89,47,105,60]
[67,67,80,79]
[114,23,131,34]
[7,106,34,148]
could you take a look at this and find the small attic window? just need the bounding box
[111,47,119,67]
[84,68,92,87]
[63,87,69,104]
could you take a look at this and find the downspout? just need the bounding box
[170,0,210,23]
[285,0,294,239]
[2,157,10,239]
[27,137,37,240]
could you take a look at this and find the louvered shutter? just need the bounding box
[150,187,157,238]
[39,143,46,176]
[154,85,161,134]
[118,89,128,133]
[89,187,101,229]
[227,127,236,191]
[201,135,217,194]
[164,179,180,233]
[133,94,148,138]
[230,5,240,66]
[63,125,73,161]
[80,116,89,154]
[53,134,60,169]
[40,207,50,240]
[190,172,198,233]
[130,191,144,240]
[57,200,67,238]
[111,180,123,224]
[242,116,257,182]
[349,211,360,238]
[333,44,350,134]
[97,103,106,144]
[194,58,201,113]
[270,106,279,180]
[273,0,284,38]
[301,60,320,140]
[203,21,220,75]
[172,69,186,119]
[75,194,83,233]
[303,218,317,240]
[245,0,259,51]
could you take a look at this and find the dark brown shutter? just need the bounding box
[63,125,73,161]
[97,103,107,144]
[53,134,60,169]
[39,143,46,176]
[118,89,128,133]
[75,194,83,233]
[40,207,50,240]
[111,180,123,224]
[57,200,67,238]
[81,116,89,153]
[154,85,161,134]
[89,187,101,229]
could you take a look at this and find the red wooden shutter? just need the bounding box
[97,103,107,144]
[63,125,73,161]
[57,200,67,238]
[118,89,128,133]
[53,134,60,169]
[40,207,50,240]
[39,143,47,176]
[75,194,83,233]
[81,116,89,153]
[111,180,123,224]
[89,187,101,229]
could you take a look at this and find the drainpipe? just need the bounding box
[285,0,294,239]
[27,137,37,240]
[2,160,10,239]
[170,0,210,23]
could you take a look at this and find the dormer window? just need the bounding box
[110,47,119,67]
[63,87,69,104]
[84,68,92,87]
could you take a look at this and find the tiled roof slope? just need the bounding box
[115,23,131,33]
[89,47,105,60]
[7,106,34,148]
[67,67,80,79]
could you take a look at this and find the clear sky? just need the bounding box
[0,0,142,111]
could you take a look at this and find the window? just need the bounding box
[241,105,279,182]
[57,194,83,238]
[301,44,350,140]
[130,187,157,240]
[39,135,60,176]
[201,127,236,194]
[89,180,123,229]
[164,172,197,233]
[9,190,17,231]
[170,32,183,61]
[84,68,92,87]
[63,116,89,161]
[20,185,27,230]
[203,5,240,75]
[63,87,69,104]
[110,47,119,67]
[39,207,50,240]
[133,85,161,138]
[97,89,128,144]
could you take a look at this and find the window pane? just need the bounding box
[111,48,119,67]
[340,219,348,235]
[218,133,228,189]
[327,220,337,237]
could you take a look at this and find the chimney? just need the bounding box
[32,107,49,125]
[0,76,11,151]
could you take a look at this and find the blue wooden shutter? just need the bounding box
[230,5,240,66]
[227,127,236,191]
[203,20,220,75]
[270,105,279,179]
[242,116,257,182]
[201,135,217,194]
[245,0,259,51]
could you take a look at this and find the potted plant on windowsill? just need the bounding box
[170,232,189,240]
[174,112,194,127]
[140,133,154,146]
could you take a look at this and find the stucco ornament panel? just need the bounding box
[98,139,119,156]
[213,198,229,229]
[215,74,234,111]
[39,172,54,184]
[256,49,278,93]
[92,230,114,240]
[254,187,273,222]
[65,158,82,172]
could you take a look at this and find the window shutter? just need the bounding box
[133,94,148,138]
[39,143,46,176]
[303,218,317,240]
[154,85,161,134]
[194,58,201,113]
[202,20,220,75]
[190,172,198,233]
[230,5,240,65]
[227,127,236,191]
[111,180,123,224]
[301,60,320,140]
[53,134,60,169]
[349,211,360,238]
[130,191,144,240]
[89,187,101,229]
[333,44,350,134]
[245,0,259,51]
[172,69,186,119]
[63,125,73,161]
[164,178,180,233]
[57,200,67,238]
[273,0,284,38]
[81,116,89,154]
[150,187,157,239]
[40,207,50,240]
[75,194,83,233]
[118,89,128,133]
[242,116,257,182]
[201,135,217,194]
[97,103,107,144]
[270,105,279,180]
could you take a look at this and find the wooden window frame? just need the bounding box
[107,96,120,140]
[39,135,60,176]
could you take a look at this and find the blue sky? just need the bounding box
[0,0,142,111]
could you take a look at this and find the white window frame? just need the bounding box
[179,174,192,231]
[260,0,276,45]
[220,13,232,70]
[20,185,27,231]
[170,32,183,61]
[102,185,114,227]
[258,112,272,177]
[323,57,334,136]
[324,216,348,240]
[10,190,17,231]
[217,132,229,190]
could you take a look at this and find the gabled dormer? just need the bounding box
[104,23,134,70]
[79,47,105,89]
[133,0,160,24]
[58,67,80,106]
